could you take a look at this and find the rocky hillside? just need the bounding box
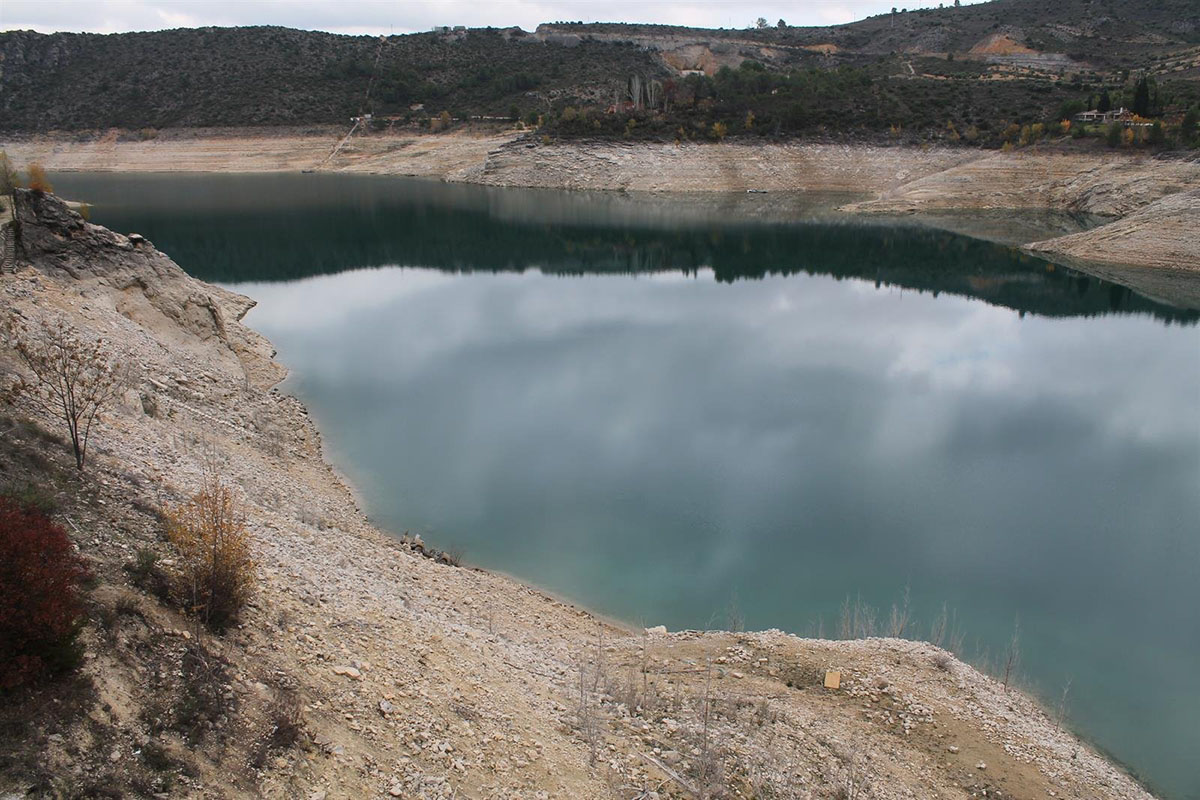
[543,0,1200,72]
[0,192,1161,798]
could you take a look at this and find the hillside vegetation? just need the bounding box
[1,0,1198,145]
[0,26,664,129]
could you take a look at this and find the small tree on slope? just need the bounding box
[4,316,126,470]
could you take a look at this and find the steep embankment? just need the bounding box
[0,191,1160,798]
[1027,188,1200,269]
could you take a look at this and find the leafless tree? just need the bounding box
[4,316,126,470]
[646,78,664,110]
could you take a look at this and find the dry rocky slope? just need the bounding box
[3,129,1199,276]
[0,191,1159,799]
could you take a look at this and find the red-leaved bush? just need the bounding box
[0,496,90,689]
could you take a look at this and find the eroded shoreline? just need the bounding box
[2,129,1198,282]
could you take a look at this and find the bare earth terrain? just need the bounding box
[0,192,1160,799]
[2,128,1198,280]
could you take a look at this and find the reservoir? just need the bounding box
[59,173,1200,799]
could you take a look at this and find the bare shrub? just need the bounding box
[268,686,304,749]
[1054,676,1073,731]
[115,591,143,618]
[1002,617,1020,691]
[166,475,255,632]
[2,481,59,514]
[828,747,873,800]
[838,594,877,640]
[139,739,175,772]
[125,547,171,601]
[175,643,230,741]
[252,685,305,767]
[929,601,949,647]
[886,584,910,638]
[26,163,52,194]
[692,660,724,798]
[4,316,126,470]
[576,626,608,765]
[725,591,744,633]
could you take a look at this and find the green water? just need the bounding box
[60,173,1200,799]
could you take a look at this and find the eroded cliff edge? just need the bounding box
[0,191,1160,799]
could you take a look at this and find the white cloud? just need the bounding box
[2,0,986,35]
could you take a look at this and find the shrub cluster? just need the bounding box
[0,496,90,689]
[166,478,255,632]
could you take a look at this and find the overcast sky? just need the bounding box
[2,0,985,36]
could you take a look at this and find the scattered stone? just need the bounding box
[332,665,362,680]
[976,761,988,770]
[645,625,668,635]
[947,745,960,754]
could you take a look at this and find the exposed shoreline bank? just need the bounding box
[0,189,1165,798]
[2,129,1198,281]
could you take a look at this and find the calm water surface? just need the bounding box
[61,174,1200,799]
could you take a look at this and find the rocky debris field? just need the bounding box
[0,190,1161,799]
